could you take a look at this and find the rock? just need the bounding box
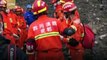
[103,22,107,26]
[78,8,81,10]
[99,34,107,40]
[93,13,96,16]
[96,17,100,21]
[86,0,89,2]
[100,28,103,32]
[92,4,94,7]
[95,40,98,44]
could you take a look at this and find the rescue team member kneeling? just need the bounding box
[62,2,85,60]
[27,0,76,60]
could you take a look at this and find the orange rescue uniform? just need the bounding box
[8,11,18,35]
[28,15,67,60]
[53,1,84,60]
[8,11,19,43]
[0,11,15,44]
[16,15,27,48]
[61,16,84,60]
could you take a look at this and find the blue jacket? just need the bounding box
[24,11,35,25]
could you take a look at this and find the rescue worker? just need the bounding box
[15,6,27,48]
[15,6,34,60]
[53,2,64,20]
[27,0,76,60]
[62,2,85,60]
[0,0,19,44]
[24,4,35,26]
[51,2,72,60]
[0,35,28,60]
[52,0,80,20]
[8,9,20,43]
[51,0,64,19]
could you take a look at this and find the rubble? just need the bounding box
[99,34,107,40]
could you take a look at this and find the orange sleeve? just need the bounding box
[57,20,68,35]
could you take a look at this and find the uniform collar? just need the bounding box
[38,15,48,19]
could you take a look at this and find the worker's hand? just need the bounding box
[68,38,79,47]
[13,33,20,40]
[60,35,64,40]
[18,28,21,32]
[26,39,35,54]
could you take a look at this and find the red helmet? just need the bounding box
[51,0,57,4]
[62,2,77,12]
[60,0,74,3]
[32,0,48,15]
[0,0,7,7]
[55,4,63,12]
[15,6,24,12]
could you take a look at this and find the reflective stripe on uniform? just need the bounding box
[33,12,37,15]
[37,0,41,7]
[33,7,47,15]
[71,25,77,31]
[9,18,13,23]
[60,0,65,3]
[81,33,84,37]
[4,23,7,28]
[38,7,47,14]
[35,32,60,40]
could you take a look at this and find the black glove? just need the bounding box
[68,38,79,47]
[26,38,36,54]
[63,27,75,36]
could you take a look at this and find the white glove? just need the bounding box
[13,33,20,40]
[18,28,21,32]
[60,35,64,40]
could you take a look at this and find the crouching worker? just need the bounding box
[0,35,28,60]
[62,2,85,60]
